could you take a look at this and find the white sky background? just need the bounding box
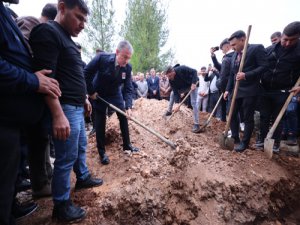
[10,0,300,71]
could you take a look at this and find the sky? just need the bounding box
[9,0,300,71]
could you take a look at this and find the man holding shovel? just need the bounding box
[257,21,300,152]
[224,30,268,152]
[85,40,139,165]
[165,65,200,133]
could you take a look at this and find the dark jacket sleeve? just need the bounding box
[123,65,133,109]
[84,54,101,95]
[211,55,221,71]
[0,56,39,93]
[219,56,232,92]
[244,44,268,81]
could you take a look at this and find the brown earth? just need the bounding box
[19,98,300,225]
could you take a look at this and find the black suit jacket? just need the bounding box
[226,44,268,98]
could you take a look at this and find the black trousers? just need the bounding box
[26,122,52,191]
[220,97,227,122]
[259,91,289,142]
[231,96,257,145]
[208,92,220,117]
[0,124,20,225]
[95,109,131,157]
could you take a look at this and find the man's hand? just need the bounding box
[224,91,229,100]
[173,104,180,113]
[153,90,157,95]
[290,86,300,96]
[191,83,196,91]
[84,98,92,117]
[236,72,246,81]
[89,92,98,100]
[52,113,70,141]
[35,69,61,98]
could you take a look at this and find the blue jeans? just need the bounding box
[52,104,89,203]
[282,96,298,135]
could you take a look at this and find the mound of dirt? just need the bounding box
[20,98,300,225]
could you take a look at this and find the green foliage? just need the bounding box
[82,0,116,59]
[121,0,174,73]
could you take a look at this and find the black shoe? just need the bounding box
[123,144,140,153]
[164,111,172,116]
[234,142,248,152]
[12,201,38,221]
[100,153,110,165]
[192,124,200,133]
[233,137,240,144]
[75,174,103,190]
[52,200,86,223]
[16,178,31,192]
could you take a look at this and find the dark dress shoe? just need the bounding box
[192,124,200,133]
[75,174,103,190]
[123,144,140,152]
[16,178,31,192]
[100,153,110,165]
[52,199,86,222]
[234,142,248,152]
[13,201,38,221]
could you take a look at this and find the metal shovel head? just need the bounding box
[218,134,234,150]
[264,137,274,159]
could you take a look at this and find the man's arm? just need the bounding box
[84,54,101,97]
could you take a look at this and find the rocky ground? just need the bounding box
[19,98,300,225]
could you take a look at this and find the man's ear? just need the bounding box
[58,1,66,15]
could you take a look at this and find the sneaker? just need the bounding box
[52,199,86,223]
[192,124,200,133]
[255,140,264,149]
[123,144,140,153]
[32,183,51,198]
[234,142,248,152]
[75,174,103,190]
[13,201,38,221]
[164,111,172,116]
[286,135,298,146]
[273,142,280,154]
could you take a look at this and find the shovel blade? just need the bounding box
[264,138,274,159]
[218,134,234,150]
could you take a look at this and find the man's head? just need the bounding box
[270,31,281,44]
[165,66,176,81]
[2,0,19,4]
[281,21,300,48]
[220,38,231,54]
[116,40,133,67]
[56,0,89,37]
[150,68,156,77]
[41,3,57,21]
[139,73,145,81]
[228,30,246,53]
[199,66,206,75]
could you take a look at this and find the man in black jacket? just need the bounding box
[256,21,300,152]
[210,38,235,122]
[224,30,268,152]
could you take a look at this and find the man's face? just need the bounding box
[139,74,144,81]
[230,37,245,53]
[281,34,299,48]
[150,69,156,77]
[271,36,281,44]
[61,5,87,37]
[166,71,176,80]
[116,48,132,67]
[221,43,231,54]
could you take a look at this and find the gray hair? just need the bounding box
[117,40,134,54]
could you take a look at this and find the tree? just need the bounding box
[82,0,116,59]
[121,0,174,72]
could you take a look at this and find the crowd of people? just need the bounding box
[1,0,300,224]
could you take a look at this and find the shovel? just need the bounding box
[264,76,300,159]
[199,93,223,132]
[218,25,252,150]
[167,81,199,121]
[97,95,177,149]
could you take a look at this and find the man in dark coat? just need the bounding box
[85,40,139,165]
[225,30,268,152]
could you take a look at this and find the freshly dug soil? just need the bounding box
[20,98,300,225]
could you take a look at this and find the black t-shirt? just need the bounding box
[30,21,86,106]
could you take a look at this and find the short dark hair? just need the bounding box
[165,66,174,75]
[220,38,229,49]
[270,31,281,39]
[200,66,206,71]
[283,21,300,36]
[58,0,89,14]
[228,30,246,41]
[42,3,57,20]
